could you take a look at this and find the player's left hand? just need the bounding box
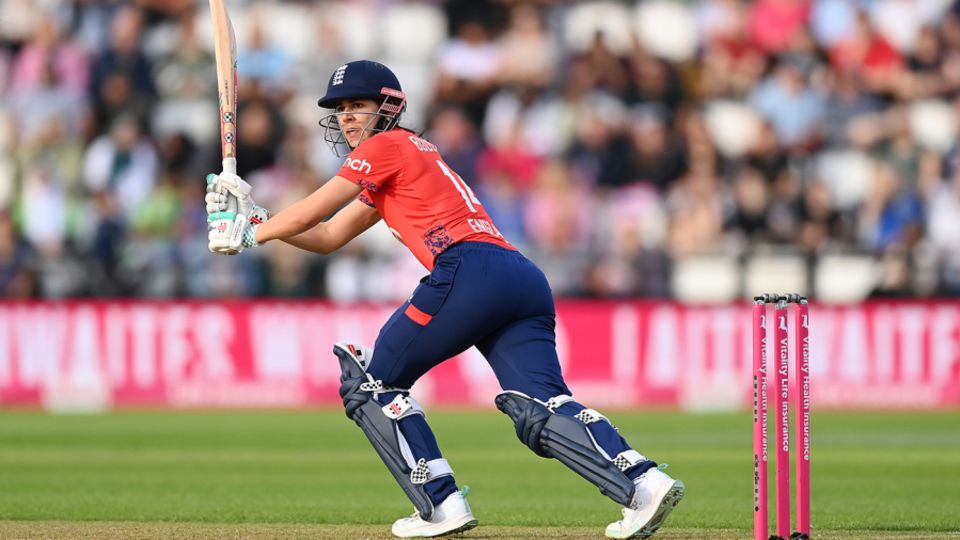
[207,171,254,217]
[205,179,229,214]
[206,173,269,246]
[206,179,270,225]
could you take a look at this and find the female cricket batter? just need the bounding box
[206,60,683,539]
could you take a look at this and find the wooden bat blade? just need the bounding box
[209,0,238,175]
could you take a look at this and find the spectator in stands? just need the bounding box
[234,86,287,178]
[4,0,960,301]
[906,25,950,98]
[749,58,825,150]
[580,31,631,98]
[237,12,292,94]
[430,106,484,185]
[152,10,217,145]
[748,0,810,54]
[18,162,76,297]
[566,95,631,189]
[927,158,960,295]
[622,105,687,192]
[665,165,731,257]
[796,179,847,253]
[9,53,87,146]
[435,19,502,125]
[589,184,670,297]
[524,160,594,295]
[727,166,772,242]
[0,210,37,298]
[82,114,158,220]
[497,4,555,89]
[829,10,903,95]
[821,71,884,146]
[90,6,156,131]
[85,190,127,296]
[858,163,924,253]
[627,42,685,113]
[10,12,88,94]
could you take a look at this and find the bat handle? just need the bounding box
[220,157,239,215]
[222,157,237,176]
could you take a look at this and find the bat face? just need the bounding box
[209,0,238,175]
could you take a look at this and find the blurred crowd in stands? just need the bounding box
[2,0,960,302]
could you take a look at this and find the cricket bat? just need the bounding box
[209,0,238,177]
[208,0,245,254]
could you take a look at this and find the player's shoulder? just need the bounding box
[382,128,440,153]
[352,129,439,158]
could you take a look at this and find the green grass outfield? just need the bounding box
[0,409,958,539]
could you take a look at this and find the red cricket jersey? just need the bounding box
[336,129,515,270]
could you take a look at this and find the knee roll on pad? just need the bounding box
[495,391,637,507]
[499,390,552,457]
[338,375,367,419]
[334,343,451,520]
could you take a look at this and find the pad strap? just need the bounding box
[613,450,646,472]
[544,394,574,412]
[359,379,408,394]
[410,458,453,485]
[574,408,607,424]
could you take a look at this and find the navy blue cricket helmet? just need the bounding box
[317,60,407,156]
[318,60,403,108]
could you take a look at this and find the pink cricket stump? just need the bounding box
[774,300,790,539]
[795,301,811,537]
[752,301,768,540]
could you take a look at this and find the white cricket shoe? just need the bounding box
[392,488,478,538]
[605,467,685,539]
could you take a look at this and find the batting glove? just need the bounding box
[208,171,253,216]
[205,174,270,224]
[206,174,269,255]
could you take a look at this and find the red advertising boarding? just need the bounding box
[0,300,958,410]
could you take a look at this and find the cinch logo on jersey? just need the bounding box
[332,64,347,86]
[345,158,372,174]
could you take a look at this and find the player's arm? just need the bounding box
[282,199,381,254]
[255,176,362,243]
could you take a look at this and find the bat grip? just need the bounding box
[222,157,237,176]
[222,157,238,215]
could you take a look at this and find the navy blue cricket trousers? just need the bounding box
[365,242,655,505]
